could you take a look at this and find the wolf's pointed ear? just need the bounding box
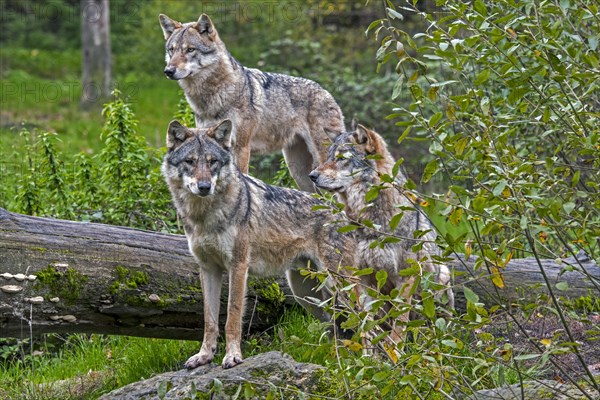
[167,120,192,149]
[352,124,377,154]
[208,120,233,149]
[193,14,216,39]
[159,14,182,40]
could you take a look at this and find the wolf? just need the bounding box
[159,13,345,192]
[309,125,454,341]
[162,119,356,369]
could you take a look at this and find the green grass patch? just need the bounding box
[0,308,332,399]
[0,334,199,399]
[1,49,181,157]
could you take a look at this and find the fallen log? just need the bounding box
[1,208,598,340]
[0,208,288,340]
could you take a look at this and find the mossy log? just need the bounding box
[0,208,287,340]
[1,208,598,340]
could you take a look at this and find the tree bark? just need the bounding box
[80,0,112,108]
[1,208,598,340]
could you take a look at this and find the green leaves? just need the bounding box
[473,69,491,86]
[463,287,479,304]
[421,159,440,184]
[14,91,178,231]
[337,224,360,234]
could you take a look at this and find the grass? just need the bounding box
[0,307,333,399]
[0,46,181,157]
[0,334,199,399]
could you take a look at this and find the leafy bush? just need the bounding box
[315,0,600,397]
[11,90,177,232]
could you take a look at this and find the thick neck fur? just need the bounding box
[178,51,242,117]
[340,179,400,228]
[339,146,407,229]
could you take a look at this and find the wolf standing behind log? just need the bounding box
[310,125,454,342]
[159,13,345,192]
[162,119,356,369]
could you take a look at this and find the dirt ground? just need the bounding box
[481,308,600,382]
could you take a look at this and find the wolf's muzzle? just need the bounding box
[197,181,212,196]
[164,66,177,79]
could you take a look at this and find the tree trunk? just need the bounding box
[1,208,598,340]
[80,0,112,108]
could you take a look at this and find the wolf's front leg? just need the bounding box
[222,238,249,369]
[185,264,222,369]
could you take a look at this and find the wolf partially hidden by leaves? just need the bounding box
[159,13,345,192]
[310,125,454,342]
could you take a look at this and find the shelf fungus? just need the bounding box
[148,294,161,303]
[61,315,77,323]
[0,273,36,281]
[1,285,23,294]
[25,296,44,304]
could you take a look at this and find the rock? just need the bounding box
[100,351,326,400]
[468,380,599,399]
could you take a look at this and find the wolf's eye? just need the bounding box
[184,159,194,166]
[209,159,219,167]
[168,47,174,55]
[186,47,196,53]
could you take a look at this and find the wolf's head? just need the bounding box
[309,125,384,193]
[158,14,223,80]
[163,119,234,197]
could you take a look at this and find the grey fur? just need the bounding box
[311,125,454,341]
[163,120,356,369]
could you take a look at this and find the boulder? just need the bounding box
[100,351,326,399]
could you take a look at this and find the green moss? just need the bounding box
[186,282,203,293]
[30,246,47,253]
[246,278,287,326]
[35,265,89,305]
[109,266,150,294]
[124,295,146,307]
[250,278,285,305]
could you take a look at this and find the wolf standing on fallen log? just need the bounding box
[159,13,345,192]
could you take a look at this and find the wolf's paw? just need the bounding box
[221,352,243,369]
[184,352,213,369]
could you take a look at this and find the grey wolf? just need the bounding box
[159,13,345,192]
[309,125,454,342]
[162,119,356,369]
